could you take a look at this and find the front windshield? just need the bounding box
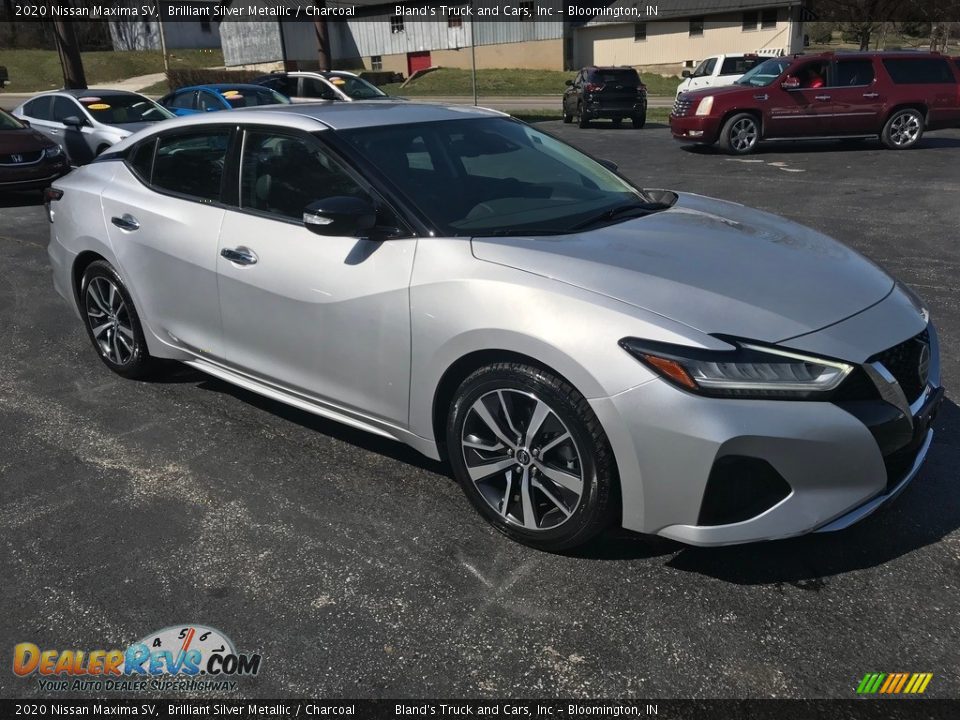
[79,94,173,124]
[0,109,24,129]
[340,117,655,236]
[326,74,387,99]
[734,58,792,87]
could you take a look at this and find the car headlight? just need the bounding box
[44,145,64,159]
[619,337,853,399]
[695,96,714,116]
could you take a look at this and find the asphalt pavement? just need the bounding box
[1,124,958,700]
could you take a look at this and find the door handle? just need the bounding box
[814,95,831,101]
[220,247,258,266]
[110,214,140,231]
[753,94,768,101]
[862,92,880,99]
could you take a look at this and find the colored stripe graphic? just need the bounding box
[857,672,933,694]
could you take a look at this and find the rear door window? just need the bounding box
[170,91,198,110]
[882,58,956,84]
[153,130,231,203]
[23,96,53,120]
[719,56,763,76]
[834,60,876,87]
[300,76,336,100]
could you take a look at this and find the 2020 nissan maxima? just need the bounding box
[45,102,942,550]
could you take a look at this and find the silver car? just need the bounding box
[45,103,943,551]
[13,89,173,165]
[254,71,393,103]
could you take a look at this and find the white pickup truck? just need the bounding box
[675,52,781,98]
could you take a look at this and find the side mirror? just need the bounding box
[781,76,800,90]
[62,115,85,128]
[303,196,376,237]
[19,118,30,127]
[565,79,574,87]
[681,70,692,78]
[597,158,618,172]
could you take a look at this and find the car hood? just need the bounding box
[680,84,756,101]
[0,128,53,153]
[470,192,895,343]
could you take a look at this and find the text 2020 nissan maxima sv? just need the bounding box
[45,103,943,551]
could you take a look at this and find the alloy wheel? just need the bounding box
[85,276,136,365]
[730,117,758,152]
[460,389,584,531]
[890,113,921,147]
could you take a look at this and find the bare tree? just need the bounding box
[314,2,331,70]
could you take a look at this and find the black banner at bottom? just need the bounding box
[1,699,958,720]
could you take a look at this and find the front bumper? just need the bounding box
[0,160,69,190]
[669,114,722,144]
[591,326,943,546]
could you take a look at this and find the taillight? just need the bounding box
[638,83,647,95]
[585,83,604,93]
[43,187,63,224]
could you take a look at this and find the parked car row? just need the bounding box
[1,70,396,190]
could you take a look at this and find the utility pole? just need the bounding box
[470,0,477,106]
[53,19,87,89]
[156,1,169,76]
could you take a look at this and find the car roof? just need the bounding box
[106,102,507,153]
[45,89,145,98]
[175,84,277,93]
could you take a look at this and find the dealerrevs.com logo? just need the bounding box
[13,625,262,693]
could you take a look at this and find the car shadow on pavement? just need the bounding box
[0,190,43,208]
[682,136,960,155]
[578,398,960,580]
[191,373,450,476]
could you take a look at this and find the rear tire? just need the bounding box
[577,104,590,129]
[79,260,155,379]
[881,108,924,150]
[632,113,646,129]
[446,363,618,551]
[719,112,760,155]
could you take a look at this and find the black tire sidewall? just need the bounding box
[79,260,153,378]
[446,364,614,551]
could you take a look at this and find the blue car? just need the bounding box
[159,84,290,116]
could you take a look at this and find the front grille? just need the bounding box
[672,97,693,117]
[0,149,44,166]
[872,329,930,403]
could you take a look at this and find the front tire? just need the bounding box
[79,260,155,379]
[719,112,760,155]
[562,105,573,124]
[881,108,924,150]
[446,363,618,551]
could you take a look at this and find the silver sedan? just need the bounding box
[13,89,172,165]
[45,102,943,550]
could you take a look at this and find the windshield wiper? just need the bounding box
[487,228,566,237]
[571,201,672,231]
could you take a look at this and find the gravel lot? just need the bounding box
[1,122,959,700]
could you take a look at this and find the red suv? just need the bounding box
[670,52,960,154]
